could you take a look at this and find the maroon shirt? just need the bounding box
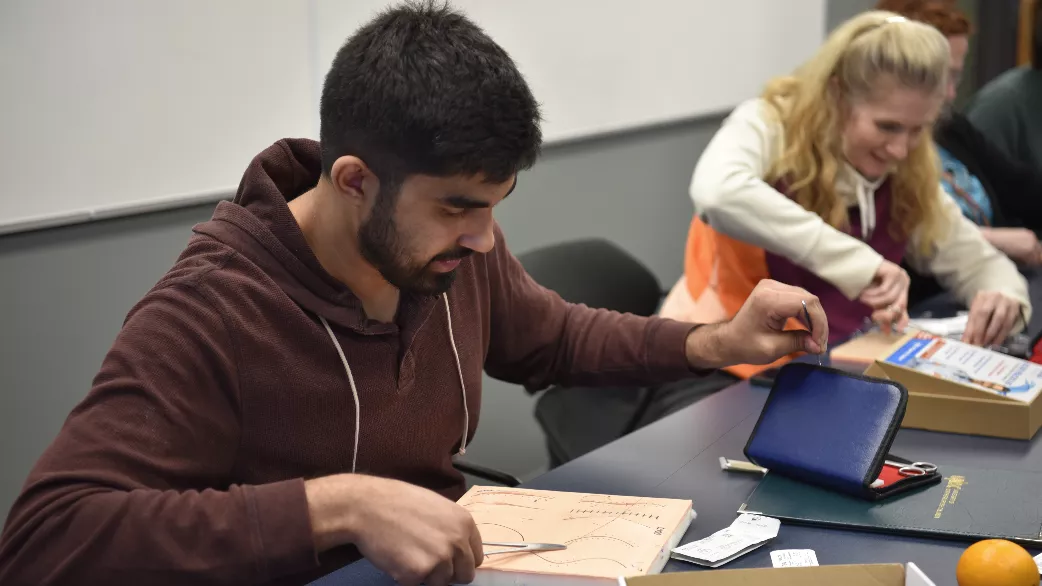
[0,139,697,585]
[765,180,906,343]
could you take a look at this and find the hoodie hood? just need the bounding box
[194,138,471,469]
[192,138,418,334]
[836,162,889,240]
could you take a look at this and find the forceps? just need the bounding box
[802,300,822,366]
[482,542,567,555]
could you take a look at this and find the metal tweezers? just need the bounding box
[483,541,567,555]
[802,300,823,366]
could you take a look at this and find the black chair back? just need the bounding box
[517,239,662,317]
[517,239,664,468]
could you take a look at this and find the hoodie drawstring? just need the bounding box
[852,172,887,240]
[319,292,469,473]
[321,315,361,473]
[441,293,469,455]
[854,179,874,240]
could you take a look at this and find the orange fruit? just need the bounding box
[956,539,1040,586]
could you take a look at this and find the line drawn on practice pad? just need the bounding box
[563,515,658,531]
[468,489,557,502]
[529,553,628,568]
[568,497,655,545]
[565,535,635,548]
[578,498,666,507]
[614,517,658,531]
[569,508,661,519]
[475,523,525,544]
[471,513,536,522]
[471,502,545,511]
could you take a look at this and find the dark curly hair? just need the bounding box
[319,1,542,196]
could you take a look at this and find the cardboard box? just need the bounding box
[859,332,1042,440]
[620,563,936,586]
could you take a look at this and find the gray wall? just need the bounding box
[826,0,874,30]
[0,0,858,525]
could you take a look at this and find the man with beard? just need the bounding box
[0,3,828,586]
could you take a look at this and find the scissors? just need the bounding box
[885,460,938,477]
[482,542,567,555]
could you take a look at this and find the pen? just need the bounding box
[802,300,822,366]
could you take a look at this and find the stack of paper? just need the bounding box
[670,514,780,568]
[907,314,968,337]
[458,486,694,585]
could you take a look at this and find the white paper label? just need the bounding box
[730,513,781,537]
[673,527,764,564]
[770,549,819,567]
[907,314,968,337]
[1034,552,1042,575]
[905,562,939,586]
[671,514,780,567]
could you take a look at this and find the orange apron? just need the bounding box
[659,216,803,379]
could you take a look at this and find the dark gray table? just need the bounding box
[316,269,1042,584]
[530,376,1042,584]
[320,375,1042,585]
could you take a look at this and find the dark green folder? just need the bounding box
[740,467,1042,546]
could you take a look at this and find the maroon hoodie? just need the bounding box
[0,139,697,586]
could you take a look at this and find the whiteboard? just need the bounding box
[0,0,315,234]
[0,0,824,234]
[314,0,826,143]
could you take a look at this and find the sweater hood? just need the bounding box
[836,162,889,240]
[192,138,397,333]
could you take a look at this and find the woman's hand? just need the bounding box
[963,291,1023,347]
[858,260,911,333]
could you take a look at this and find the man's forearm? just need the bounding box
[0,479,316,586]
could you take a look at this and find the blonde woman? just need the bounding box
[661,11,1031,379]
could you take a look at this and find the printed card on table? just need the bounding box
[884,332,1042,403]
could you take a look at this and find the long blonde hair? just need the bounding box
[763,10,950,252]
